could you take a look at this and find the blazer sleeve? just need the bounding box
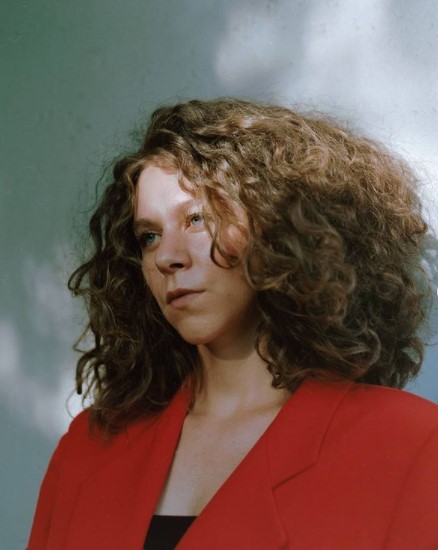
[384,426,438,549]
[27,430,70,549]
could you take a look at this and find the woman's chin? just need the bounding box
[178,332,215,346]
[174,324,226,347]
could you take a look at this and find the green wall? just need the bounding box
[1,1,437,547]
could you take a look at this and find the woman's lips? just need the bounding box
[168,290,204,309]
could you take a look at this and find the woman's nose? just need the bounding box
[154,231,192,274]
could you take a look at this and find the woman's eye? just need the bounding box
[137,232,158,249]
[187,212,204,226]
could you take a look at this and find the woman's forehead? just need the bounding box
[135,166,200,215]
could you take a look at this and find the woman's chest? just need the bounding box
[154,408,280,516]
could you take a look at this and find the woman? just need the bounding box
[28,99,438,549]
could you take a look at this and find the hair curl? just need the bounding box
[69,98,431,433]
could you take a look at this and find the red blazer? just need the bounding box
[28,379,438,549]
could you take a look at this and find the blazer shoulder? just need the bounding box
[66,407,91,435]
[53,407,161,473]
[347,383,438,413]
[341,383,438,438]
[42,409,90,472]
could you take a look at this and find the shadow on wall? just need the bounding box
[423,231,438,338]
[1,0,233,443]
[1,2,231,545]
[407,228,438,401]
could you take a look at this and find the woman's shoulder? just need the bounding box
[346,383,438,422]
[52,407,162,473]
[301,379,438,427]
[292,379,438,459]
[332,381,438,444]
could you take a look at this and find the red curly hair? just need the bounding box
[69,98,430,433]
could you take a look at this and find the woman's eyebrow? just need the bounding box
[133,198,202,233]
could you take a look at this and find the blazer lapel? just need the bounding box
[177,416,289,550]
[267,379,353,488]
[178,379,353,550]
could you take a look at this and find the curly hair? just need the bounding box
[69,98,431,433]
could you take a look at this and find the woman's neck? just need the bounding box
[192,343,289,418]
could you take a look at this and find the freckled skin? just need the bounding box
[135,165,260,350]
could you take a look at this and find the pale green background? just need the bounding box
[1,1,437,547]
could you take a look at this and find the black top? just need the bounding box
[144,515,197,549]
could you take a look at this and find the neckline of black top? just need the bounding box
[152,514,197,519]
[144,514,198,549]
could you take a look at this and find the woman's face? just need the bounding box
[134,164,259,349]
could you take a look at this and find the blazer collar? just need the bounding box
[266,378,353,488]
[124,378,353,489]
